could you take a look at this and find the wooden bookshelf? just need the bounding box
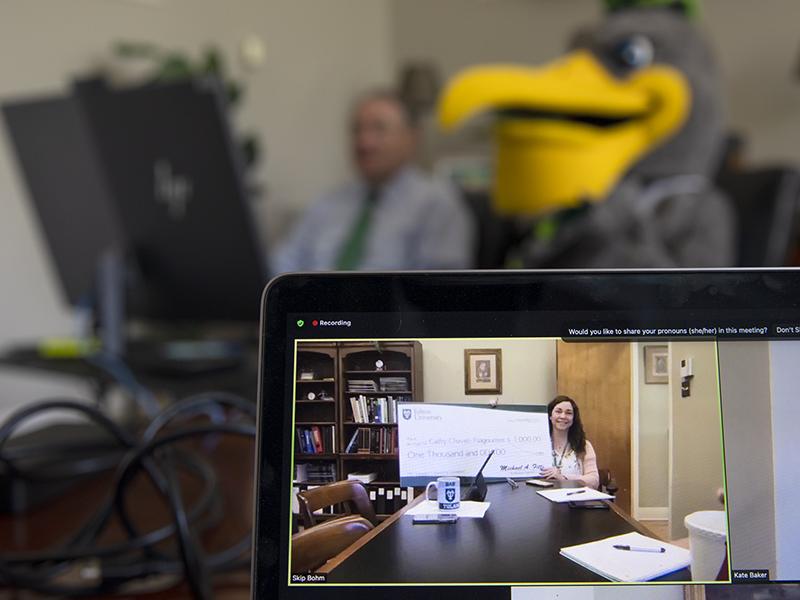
[293,341,423,522]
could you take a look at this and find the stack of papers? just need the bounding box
[348,380,378,392]
[536,486,615,503]
[406,500,491,519]
[560,532,691,582]
[347,471,378,483]
[379,377,409,392]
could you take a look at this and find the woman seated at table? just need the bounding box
[540,395,599,489]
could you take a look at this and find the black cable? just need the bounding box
[163,451,212,600]
[142,391,256,441]
[0,393,256,598]
[0,399,137,477]
[3,449,220,564]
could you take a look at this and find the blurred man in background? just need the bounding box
[273,90,474,273]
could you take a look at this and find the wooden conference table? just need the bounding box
[320,481,692,584]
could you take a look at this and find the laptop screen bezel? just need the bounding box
[252,268,800,599]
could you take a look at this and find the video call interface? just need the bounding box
[281,313,800,596]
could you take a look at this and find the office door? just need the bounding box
[557,341,632,513]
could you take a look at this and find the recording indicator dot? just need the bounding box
[312,320,319,327]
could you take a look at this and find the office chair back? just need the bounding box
[717,167,800,266]
[291,515,374,573]
[460,189,518,269]
[297,480,378,528]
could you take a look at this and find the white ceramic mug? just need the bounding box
[425,477,461,512]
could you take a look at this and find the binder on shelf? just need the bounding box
[376,487,386,514]
[386,489,395,513]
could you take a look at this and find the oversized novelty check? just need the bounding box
[398,403,551,486]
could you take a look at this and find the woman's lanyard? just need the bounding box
[553,443,569,468]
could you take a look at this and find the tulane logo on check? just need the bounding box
[402,409,412,420]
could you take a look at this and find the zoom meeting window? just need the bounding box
[283,329,800,593]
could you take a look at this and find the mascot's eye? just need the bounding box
[614,35,655,70]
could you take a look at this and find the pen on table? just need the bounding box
[613,544,666,553]
[506,477,518,489]
[565,489,586,496]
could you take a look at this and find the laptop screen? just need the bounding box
[254,271,800,599]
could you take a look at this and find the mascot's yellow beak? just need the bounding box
[437,50,691,216]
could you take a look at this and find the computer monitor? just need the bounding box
[2,94,125,307]
[2,78,267,326]
[73,78,268,322]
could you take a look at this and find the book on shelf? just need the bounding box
[344,429,360,454]
[347,471,378,484]
[344,427,398,454]
[348,395,402,424]
[311,427,324,453]
[295,425,336,454]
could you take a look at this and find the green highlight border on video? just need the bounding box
[287,337,732,588]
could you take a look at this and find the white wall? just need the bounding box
[668,341,724,539]
[637,344,670,511]
[0,0,393,419]
[420,339,556,406]
[768,341,800,580]
[703,1,800,164]
[391,0,800,166]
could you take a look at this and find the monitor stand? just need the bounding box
[97,247,125,357]
[94,249,248,376]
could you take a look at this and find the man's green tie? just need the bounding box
[335,188,378,270]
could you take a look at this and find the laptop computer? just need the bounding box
[254,270,800,597]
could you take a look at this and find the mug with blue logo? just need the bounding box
[425,477,461,512]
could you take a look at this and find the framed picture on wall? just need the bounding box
[644,345,669,384]
[464,349,502,394]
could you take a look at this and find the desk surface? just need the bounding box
[0,343,259,400]
[325,481,690,584]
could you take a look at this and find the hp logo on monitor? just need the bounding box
[154,159,193,220]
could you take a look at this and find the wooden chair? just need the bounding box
[291,515,374,573]
[598,468,618,496]
[297,480,378,528]
[598,468,610,491]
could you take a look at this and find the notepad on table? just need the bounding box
[536,486,615,503]
[560,532,690,582]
